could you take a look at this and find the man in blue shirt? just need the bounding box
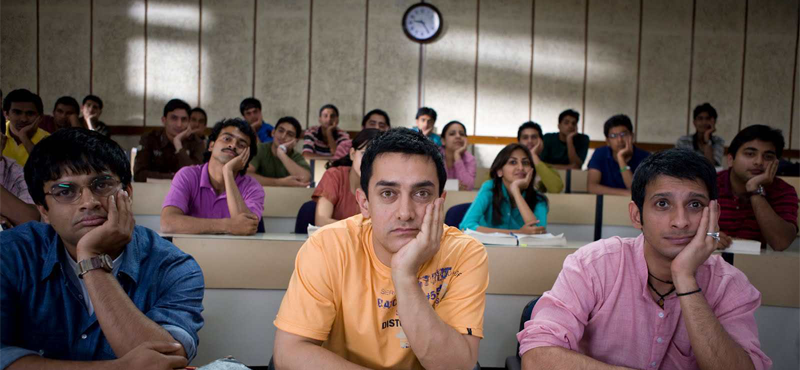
[240,97,273,143]
[0,128,204,369]
[587,114,650,196]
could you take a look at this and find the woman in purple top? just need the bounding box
[439,121,476,191]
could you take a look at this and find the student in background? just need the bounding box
[0,119,39,228]
[587,114,650,196]
[517,121,564,193]
[313,129,381,226]
[717,125,798,251]
[518,149,769,370]
[2,128,204,369]
[248,116,311,187]
[411,106,442,146]
[79,95,110,137]
[332,109,391,160]
[439,120,476,191]
[38,96,81,133]
[460,143,548,234]
[134,99,205,182]
[240,97,273,143]
[676,103,725,166]
[540,109,589,169]
[2,89,49,166]
[161,118,264,235]
[303,104,350,158]
[189,107,208,140]
[273,128,487,370]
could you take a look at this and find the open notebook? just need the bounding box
[464,229,567,247]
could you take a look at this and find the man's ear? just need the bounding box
[36,204,50,224]
[629,200,642,230]
[161,116,168,126]
[125,184,134,201]
[440,190,447,202]
[356,188,370,219]
[726,153,733,169]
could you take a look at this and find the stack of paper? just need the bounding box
[464,229,567,247]
[725,239,762,255]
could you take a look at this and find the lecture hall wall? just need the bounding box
[2,0,799,166]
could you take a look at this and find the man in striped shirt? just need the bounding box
[717,125,798,251]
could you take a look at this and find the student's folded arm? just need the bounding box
[518,254,605,369]
[247,165,283,186]
[314,197,337,226]
[0,186,39,226]
[749,194,797,251]
[534,162,564,194]
[453,153,476,191]
[458,184,491,231]
[586,169,630,196]
[277,152,311,182]
[5,356,116,370]
[160,206,229,234]
[273,330,370,370]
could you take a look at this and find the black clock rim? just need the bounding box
[402,2,443,44]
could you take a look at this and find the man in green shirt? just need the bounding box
[540,109,590,170]
[247,116,311,187]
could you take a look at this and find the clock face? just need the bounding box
[403,4,442,42]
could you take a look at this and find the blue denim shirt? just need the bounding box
[256,121,274,143]
[0,223,204,368]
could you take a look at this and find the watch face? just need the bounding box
[403,4,442,42]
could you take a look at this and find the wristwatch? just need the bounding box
[78,254,113,279]
[751,185,766,197]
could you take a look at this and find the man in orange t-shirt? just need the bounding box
[274,128,489,370]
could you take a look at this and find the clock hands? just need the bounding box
[413,19,430,33]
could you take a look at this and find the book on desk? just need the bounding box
[465,229,567,247]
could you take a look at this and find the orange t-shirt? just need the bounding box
[274,214,489,369]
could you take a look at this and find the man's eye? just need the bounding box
[56,187,76,197]
[656,200,668,208]
[688,201,702,209]
[381,190,394,198]
[416,190,431,198]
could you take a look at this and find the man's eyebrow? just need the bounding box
[688,192,709,200]
[375,180,399,188]
[650,192,709,200]
[412,180,435,189]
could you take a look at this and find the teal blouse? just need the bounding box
[459,179,549,231]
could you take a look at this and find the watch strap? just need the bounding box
[78,254,113,278]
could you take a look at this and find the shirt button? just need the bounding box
[81,334,88,340]
[657,337,663,343]
[78,294,83,299]
[651,362,657,367]
[658,312,664,318]
[38,349,44,355]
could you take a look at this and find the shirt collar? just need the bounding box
[200,162,213,190]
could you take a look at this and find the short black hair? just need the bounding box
[239,97,261,116]
[517,121,543,140]
[558,109,580,124]
[24,128,132,210]
[360,128,446,198]
[361,109,391,128]
[603,114,633,138]
[163,98,191,117]
[631,148,718,219]
[54,96,80,113]
[319,104,339,117]
[275,116,303,138]
[190,107,207,119]
[204,118,258,176]
[3,89,43,115]
[82,94,104,110]
[693,103,717,120]
[728,124,785,159]
[416,107,437,122]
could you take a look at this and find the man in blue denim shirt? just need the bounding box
[0,128,204,369]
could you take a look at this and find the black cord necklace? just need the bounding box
[647,271,675,308]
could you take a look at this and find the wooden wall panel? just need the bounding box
[0,0,38,95]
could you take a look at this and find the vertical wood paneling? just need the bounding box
[0,0,38,95]
[39,0,91,112]
[255,0,311,126]
[145,0,200,126]
[200,0,253,126]
[690,0,746,146]
[365,0,419,132]
[740,0,798,137]
[93,0,146,126]
[583,0,641,140]
[636,0,693,144]
[307,0,366,131]
[530,0,586,134]
[474,0,532,136]
[792,34,799,150]
[423,0,478,132]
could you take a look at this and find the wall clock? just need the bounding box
[402,3,443,43]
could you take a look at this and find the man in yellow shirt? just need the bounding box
[2,89,49,165]
[274,128,489,370]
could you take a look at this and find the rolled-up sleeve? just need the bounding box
[0,347,41,369]
[145,256,205,363]
[516,253,596,356]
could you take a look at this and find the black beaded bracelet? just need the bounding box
[676,288,702,297]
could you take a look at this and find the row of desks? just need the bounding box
[164,233,800,308]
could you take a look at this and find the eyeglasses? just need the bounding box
[45,176,122,204]
[608,132,629,139]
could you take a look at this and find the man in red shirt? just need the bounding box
[717,125,798,251]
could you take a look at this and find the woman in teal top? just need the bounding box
[459,143,549,234]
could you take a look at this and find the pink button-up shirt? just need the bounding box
[517,235,771,370]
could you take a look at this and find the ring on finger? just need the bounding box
[706,231,721,242]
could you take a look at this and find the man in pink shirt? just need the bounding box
[518,148,771,370]
[161,118,265,235]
